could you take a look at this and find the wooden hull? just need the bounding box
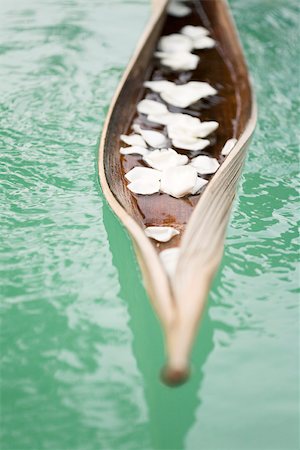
[98,0,257,384]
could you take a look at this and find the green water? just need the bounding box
[0,0,299,449]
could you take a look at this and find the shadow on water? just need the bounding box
[103,201,215,450]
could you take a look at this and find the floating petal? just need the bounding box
[125,166,161,183]
[190,155,220,174]
[121,134,146,147]
[145,226,179,243]
[190,177,209,194]
[120,146,149,156]
[172,137,210,151]
[158,33,193,53]
[132,123,142,134]
[147,112,172,125]
[144,80,174,93]
[144,148,188,171]
[221,138,237,156]
[193,121,219,138]
[161,81,217,108]
[169,129,200,143]
[155,51,199,71]
[168,121,218,140]
[160,165,197,198]
[137,99,168,116]
[181,25,209,39]
[166,113,201,128]
[140,129,168,148]
[148,112,198,127]
[127,179,160,195]
[167,2,192,18]
[159,247,180,278]
[193,36,216,49]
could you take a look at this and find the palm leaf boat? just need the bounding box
[99,0,257,385]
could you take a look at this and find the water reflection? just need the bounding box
[103,200,214,450]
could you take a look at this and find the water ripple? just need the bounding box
[1,0,299,449]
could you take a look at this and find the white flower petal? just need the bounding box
[155,51,200,71]
[160,165,198,198]
[168,127,199,142]
[167,124,196,141]
[161,81,217,108]
[144,80,174,93]
[147,112,173,125]
[168,121,218,140]
[140,129,168,148]
[132,123,142,134]
[121,134,146,147]
[144,148,188,171]
[145,226,179,243]
[193,36,216,49]
[120,146,149,156]
[148,112,197,127]
[190,177,208,194]
[137,99,168,116]
[166,113,201,128]
[172,137,210,151]
[181,25,209,39]
[167,2,192,18]
[127,179,160,195]
[190,121,219,138]
[190,155,220,174]
[159,247,180,278]
[144,81,217,108]
[221,138,237,156]
[158,33,193,53]
[125,166,161,183]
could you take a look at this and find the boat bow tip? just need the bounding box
[160,365,190,387]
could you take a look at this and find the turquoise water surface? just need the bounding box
[1,0,299,449]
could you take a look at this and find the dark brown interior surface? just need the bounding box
[103,0,252,252]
